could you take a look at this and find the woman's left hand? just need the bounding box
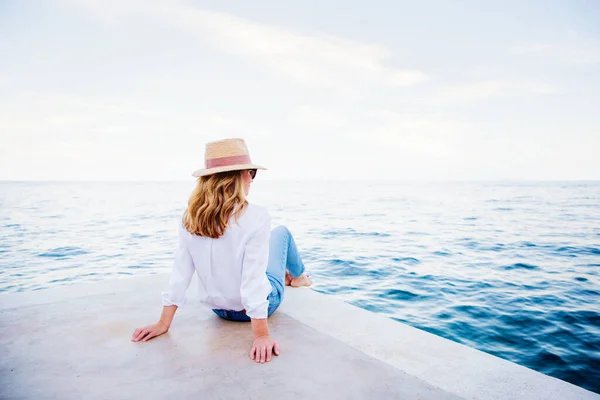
[250,334,280,363]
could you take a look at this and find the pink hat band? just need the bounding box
[205,154,252,169]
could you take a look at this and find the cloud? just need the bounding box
[424,81,560,105]
[351,110,473,159]
[60,0,429,90]
[510,37,600,65]
[189,114,271,139]
[0,90,270,179]
[292,106,347,131]
[180,9,429,88]
[1,91,267,139]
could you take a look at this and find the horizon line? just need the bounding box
[1,179,599,183]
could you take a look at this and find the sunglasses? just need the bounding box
[249,169,257,180]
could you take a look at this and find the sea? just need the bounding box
[1,180,599,393]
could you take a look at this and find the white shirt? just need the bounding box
[161,204,273,319]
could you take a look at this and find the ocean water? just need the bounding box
[1,181,599,393]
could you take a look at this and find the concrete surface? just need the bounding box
[1,274,598,400]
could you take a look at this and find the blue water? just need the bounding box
[1,181,599,393]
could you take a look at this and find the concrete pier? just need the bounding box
[1,275,598,400]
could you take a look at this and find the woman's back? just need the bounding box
[184,204,270,308]
[163,203,272,316]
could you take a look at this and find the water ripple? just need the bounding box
[503,262,540,271]
[37,247,89,258]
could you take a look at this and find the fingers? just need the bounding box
[142,330,157,342]
[132,328,144,341]
[273,342,280,356]
[260,345,266,363]
[132,328,147,342]
[136,330,150,342]
[252,344,266,364]
[266,345,273,362]
[131,328,142,341]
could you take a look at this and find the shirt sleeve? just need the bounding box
[161,222,195,308]
[240,214,272,319]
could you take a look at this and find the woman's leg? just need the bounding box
[267,225,306,280]
[265,226,309,315]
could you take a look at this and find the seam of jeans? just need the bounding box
[281,230,289,274]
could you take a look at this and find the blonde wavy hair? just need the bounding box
[183,171,248,238]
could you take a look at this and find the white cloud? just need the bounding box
[181,9,429,88]
[354,110,472,158]
[1,91,267,140]
[60,0,429,90]
[188,114,271,139]
[425,81,560,105]
[292,106,347,131]
[510,37,600,65]
[0,90,269,180]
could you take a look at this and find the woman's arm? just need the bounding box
[240,215,279,363]
[159,305,178,328]
[132,222,195,342]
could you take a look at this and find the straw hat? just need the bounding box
[192,138,266,177]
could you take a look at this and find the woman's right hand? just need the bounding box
[131,321,169,342]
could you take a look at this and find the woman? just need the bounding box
[131,138,312,364]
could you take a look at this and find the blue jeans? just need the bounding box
[212,225,306,322]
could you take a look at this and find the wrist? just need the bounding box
[254,333,270,340]
[251,318,269,338]
[158,320,170,330]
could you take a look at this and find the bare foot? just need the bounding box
[285,271,292,286]
[290,273,312,288]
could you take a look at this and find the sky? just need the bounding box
[1,0,599,181]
